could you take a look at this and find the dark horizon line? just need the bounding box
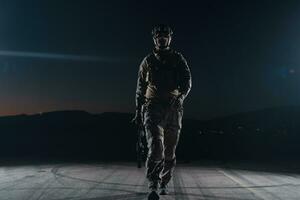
[0,104,299,121]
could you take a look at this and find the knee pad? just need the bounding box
[164,156,176,166]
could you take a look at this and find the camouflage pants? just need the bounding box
[142,98,183,189]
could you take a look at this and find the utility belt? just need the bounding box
[145,95,175,105]
[143,94,183,112]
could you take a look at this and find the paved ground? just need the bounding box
[0,160,300,200]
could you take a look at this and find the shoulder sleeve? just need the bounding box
[176,52,192,100]
[135,56,149,110]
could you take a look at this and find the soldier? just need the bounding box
[131,24,192,200]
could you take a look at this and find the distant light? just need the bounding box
[289,68,295,74]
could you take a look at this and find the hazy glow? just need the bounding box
[0,50,120,62]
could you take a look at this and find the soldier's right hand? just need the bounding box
[130,111,142,125]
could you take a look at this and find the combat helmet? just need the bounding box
[151,24,173,37]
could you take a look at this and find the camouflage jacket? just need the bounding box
[134,48,192,111]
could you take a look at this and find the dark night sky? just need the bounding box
[1,0,300,120]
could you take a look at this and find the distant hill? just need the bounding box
[0,106,299,161]
[199,105,300,134]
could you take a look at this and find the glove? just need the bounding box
[170,94,185,109]
[130,108,143,125]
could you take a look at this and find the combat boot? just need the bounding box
[148,181,160,200]
[148,190,160,200]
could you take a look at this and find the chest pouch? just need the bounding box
[147,54,179,89]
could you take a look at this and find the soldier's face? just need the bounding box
[153,34,172,49]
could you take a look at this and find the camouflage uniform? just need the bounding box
[134,47,192,189]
